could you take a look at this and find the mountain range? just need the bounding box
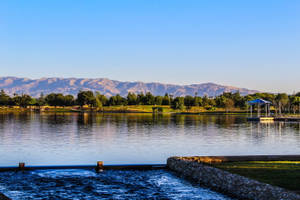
[0,77,259,97]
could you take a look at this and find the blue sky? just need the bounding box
[0,0,299,93]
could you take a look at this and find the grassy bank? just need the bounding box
[2,106,300,116]
[0,105,247,114]
[214,161,300,193]
[0,107,29,113]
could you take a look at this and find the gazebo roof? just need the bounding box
[247,99,271,105]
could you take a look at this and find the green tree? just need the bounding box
[64,95,75,106]
[108,94,126,106]
[36,93,46,107]
[291,96,300,114]
[95,92,108,106]
[145,92,155,105]
[137,93,146,105]
[154,96,163,105]
[194,96,202,107]
[184,95,194,109]
[162,93,171,105]
[275,93,289,114]
[45,93,65,107]
[127,92,137,105]
[95,97,102,108]
[29,98,37,106]
[215,95,227,108]
[171,97,185,110]
[202,95,209,107]
[13,94,32,108]
[224,98,234,112]
[0,90,10,106]
[232,92,243,108]
[77,91,96,107]
[45,93,56,107]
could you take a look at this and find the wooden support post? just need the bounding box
[279,102,281,115]
[18,162,25,170]
[95,161,104,172]
[265,104,267,116]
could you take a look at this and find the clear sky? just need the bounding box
[0,0,299,93]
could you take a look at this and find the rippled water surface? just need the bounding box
[0,113,300,166]
[0,169,232,200]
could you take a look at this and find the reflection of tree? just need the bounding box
[0,112,35,136]
[39,113,73,125]
[287,122,300,133]
[172,115,185,126]
[77,113,94,126]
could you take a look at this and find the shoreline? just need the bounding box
[0,106,259,115]
[2,108,300,119]
[167,155,300,200]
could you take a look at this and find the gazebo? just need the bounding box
[247,99,271,117]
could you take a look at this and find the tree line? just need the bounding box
[0,89,300,113]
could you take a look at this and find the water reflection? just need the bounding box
[0,113,300,166]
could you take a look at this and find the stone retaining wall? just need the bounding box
[0,193,10,200]
[167,157,300,200]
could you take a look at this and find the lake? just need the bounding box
[1,112,300,199]
[1,112,300,166]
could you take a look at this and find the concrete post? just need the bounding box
[19,162,25,170]
[96,161,104,172]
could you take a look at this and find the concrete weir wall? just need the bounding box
[0,193,10,200]
[167,157,300,200]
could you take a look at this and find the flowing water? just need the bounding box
[0,169,231,200]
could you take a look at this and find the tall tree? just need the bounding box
[95,92,108,106]
[12,94,32,108]
[77,91,96,107]
[275,93,289,114]
[127,92,137,105]
[64,95,75,106]
[0,90,10,106]
[45,93,65,107]
[154,96,163,105]
[184,95,194,109]
[162,93,171,105]
[145,92,155,105]
[224,98,234,112]
[171,97,185,110]
[36,93,46,107]
[137,93,146,105]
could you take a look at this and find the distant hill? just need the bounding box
[0,77,259,97]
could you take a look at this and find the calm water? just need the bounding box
[0,112,300,166]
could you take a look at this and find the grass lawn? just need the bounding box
[214,161,300,193]
[0,105,247,114]
[99,105,244,113]
[102,105,172,113]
